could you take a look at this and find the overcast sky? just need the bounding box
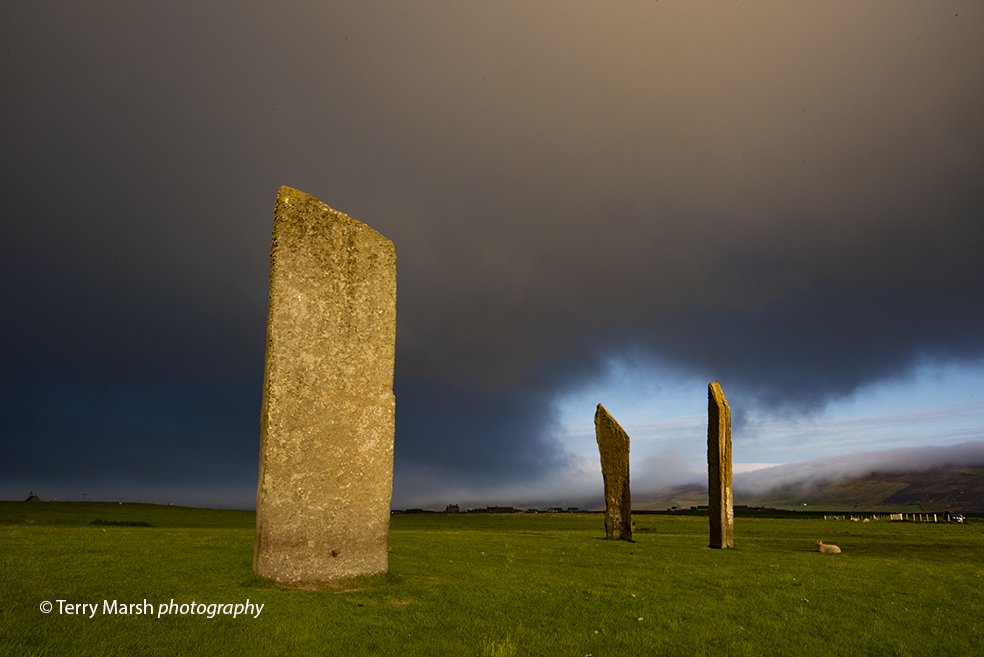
[2,2,982,508]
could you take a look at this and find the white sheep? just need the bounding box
[817,540,842,554]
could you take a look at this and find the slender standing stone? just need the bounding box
[254,186,397,585]
[707,381,734,549]
[594,404,632,540]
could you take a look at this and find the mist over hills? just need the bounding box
[635,442,984,513]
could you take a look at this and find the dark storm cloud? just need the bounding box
[2,2,982,505]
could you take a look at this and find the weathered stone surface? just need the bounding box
[707,381,734,549]
[254,186,396,585]
[594,403,632,540]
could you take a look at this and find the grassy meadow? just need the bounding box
[1,502,982,656]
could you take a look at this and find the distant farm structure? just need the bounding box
[823,512,965,523]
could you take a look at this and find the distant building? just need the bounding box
[444,504,460,514]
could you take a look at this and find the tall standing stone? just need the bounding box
[707,381,734,549]
[594,404,632,541]
[254,186,397,585]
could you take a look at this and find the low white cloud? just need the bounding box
[735,441,984,495]
[633,449,704,493]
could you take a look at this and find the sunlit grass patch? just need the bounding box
[1,503,981,656]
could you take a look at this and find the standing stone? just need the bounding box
[254,186,396,585]
[594,404,632,541]
[707,381,734,549]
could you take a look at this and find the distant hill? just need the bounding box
[633,484,707,511]
[736,466,984,513]
[632,454,984,513]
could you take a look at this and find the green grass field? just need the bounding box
[1,503,981,656]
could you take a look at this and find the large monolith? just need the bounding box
[594,404,632,540]
[254,186,397,585]
[707,381,733,549]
